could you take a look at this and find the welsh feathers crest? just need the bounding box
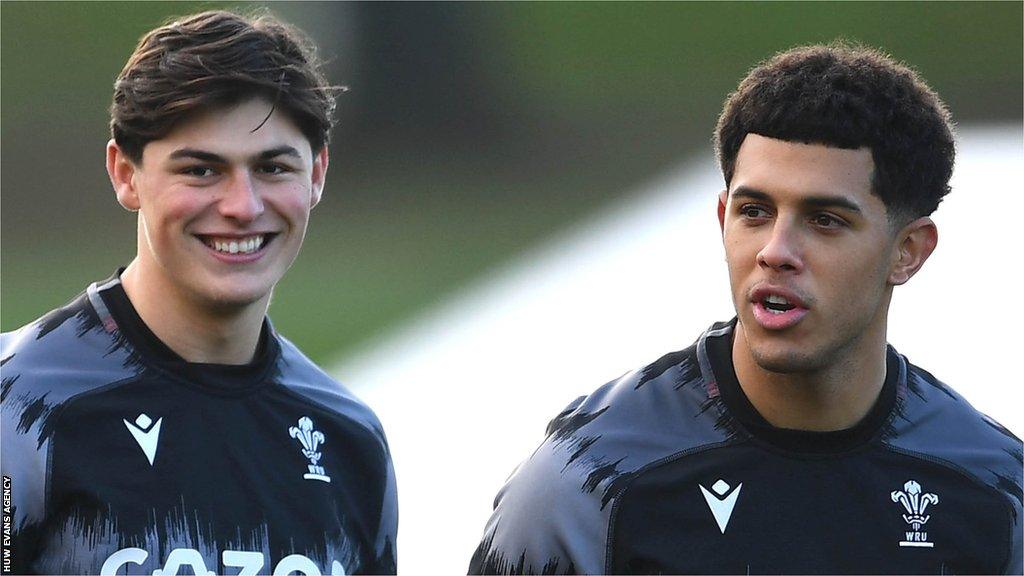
[289,416,331,482]
[891,479,938,547]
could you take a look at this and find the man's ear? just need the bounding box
[309,145,329,209]
[889,216,938,285]
[106,139,141,211]
[717,189,728,233]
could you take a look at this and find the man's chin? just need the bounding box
[196,284,273,313]
[748,346,827,374]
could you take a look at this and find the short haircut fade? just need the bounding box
[714,43,955,222]
[111,10,337,163]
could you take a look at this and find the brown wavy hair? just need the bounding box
[111,10,337,163]
[714,43,955,223]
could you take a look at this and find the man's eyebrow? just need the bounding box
[730,187,772,203]
[257,146,302,160]
[731,186,863,213]
[168,148,225,163]
[167,146,303,163]
[802,195,863,214]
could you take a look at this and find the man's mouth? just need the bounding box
[761,294,796,315]
[196,234,276,255]
[750,287,809,330]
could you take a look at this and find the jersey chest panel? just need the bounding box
[38,375,383,575]
[609,443,1010,574]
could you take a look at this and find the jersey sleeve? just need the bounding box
[1,329,50,574]
[274,334,401,573]
[468,396,608,575]
[374,444,399,574]
[886,364,1024,575]
[1009,518,1022,575]
[2,300,134,574]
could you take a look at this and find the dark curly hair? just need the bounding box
[111,10,338,163]
[714,43,955,223]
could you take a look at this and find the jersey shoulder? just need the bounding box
[886,357,1022,487]
[2,288,141,439]
[471,330,739,574]
[271,333,388,445]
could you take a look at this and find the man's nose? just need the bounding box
[756,220,803,273]
[219,172,264,223]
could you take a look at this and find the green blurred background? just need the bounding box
[3,1,1021,363]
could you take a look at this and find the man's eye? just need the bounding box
[739,205,770,219]
[812,214,845,228]
[182,166,215,178]
[257,164,289,175]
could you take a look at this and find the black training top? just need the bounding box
[1,274,397,575]
[469,320,1023,574]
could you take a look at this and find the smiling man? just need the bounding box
[1,11,396,575]
[470,44,1022,574]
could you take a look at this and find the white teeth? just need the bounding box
[765,295,790,305]
[205,235,266,255]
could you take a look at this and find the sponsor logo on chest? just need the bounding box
[101,547,347,576]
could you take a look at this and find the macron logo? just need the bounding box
[124,413,162,466]
[700,479,742,534]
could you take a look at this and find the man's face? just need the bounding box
[112,98,328,310]
[718,134,899,373]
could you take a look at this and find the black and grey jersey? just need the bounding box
[469,320,1023,575]
[1,275,397,575]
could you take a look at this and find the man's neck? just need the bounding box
[120,261,268,365]
[731,323,888,432]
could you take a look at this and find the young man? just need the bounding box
[1,11,396,575]
[469,44,1022,574]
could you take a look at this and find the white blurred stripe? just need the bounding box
[331,124,1022,573]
